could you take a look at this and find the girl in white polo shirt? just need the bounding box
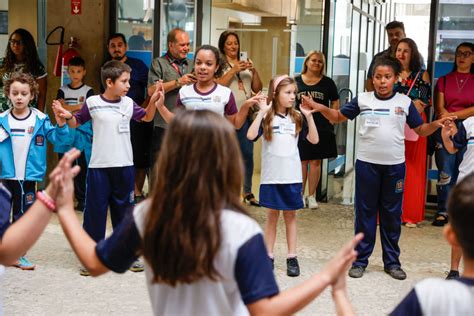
[155,45,264,128]
[306,56,454,280]
[247,75,318,277]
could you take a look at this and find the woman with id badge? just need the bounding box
[217,31,263,207]
[52,60,162,275]
[303,56,453,280]
[247,75,318,277]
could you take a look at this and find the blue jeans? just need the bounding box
[434,130,465,216]
[236,119,254,194]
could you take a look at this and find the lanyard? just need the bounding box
[165,54,183,76]
[227,62,248,96]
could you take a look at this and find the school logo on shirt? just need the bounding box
[213,95,221,103]
[27,126,34,134]
[24,192,35,205]
[35,135,45,146]
[79,96,85,103]
[394,107,404,116]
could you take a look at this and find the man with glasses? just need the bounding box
[147,28,195,173]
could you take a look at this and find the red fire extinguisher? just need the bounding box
[46,26,80,85]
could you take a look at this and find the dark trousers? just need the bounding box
[0,180,36,237]
[83,166,135,242]
[58,151,88,210]
[353,160,405,269]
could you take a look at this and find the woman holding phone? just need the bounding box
[217,31,263,206]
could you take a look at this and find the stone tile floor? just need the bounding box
[3,202,451,315]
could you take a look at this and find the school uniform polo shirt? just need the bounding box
[176,83,237,117]
[95,200,279,315]
[340,92,423,165]
[391,278,474,316]
[259,113,303,184]
[74,95,146,168]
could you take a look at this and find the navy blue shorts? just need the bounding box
[259,183,303,210]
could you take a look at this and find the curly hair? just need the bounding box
[3,71,39,99]
[0,29,43,78]
[263,76,302,141]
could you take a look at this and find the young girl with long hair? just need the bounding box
[247,75,319,277]
[54,109,362,315]
[155,45,264,128]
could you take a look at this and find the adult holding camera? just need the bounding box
[217,31,263,206]
[147,28,195,166]
[295,51,339,209]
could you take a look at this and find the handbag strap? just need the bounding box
[406,71,421,96]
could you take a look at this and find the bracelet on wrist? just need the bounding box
[37,190,56,212]
[65,112,73,121]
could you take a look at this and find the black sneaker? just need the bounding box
[446,270,460,280]
[432,215,448,227]
[348,266,365,278]
[384,267,407,280]
[287,257,300,277]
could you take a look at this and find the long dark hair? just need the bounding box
[143,110,247,286]
[395,38,423,72]
[194,45,225,78]
[217,31,240,60]
[453,42,474,73]
[0,28,43,77]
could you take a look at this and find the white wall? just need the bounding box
[210,7,261,47]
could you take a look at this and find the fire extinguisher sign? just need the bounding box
[71,0,81,15]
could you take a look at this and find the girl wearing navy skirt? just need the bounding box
[248,75,318,277]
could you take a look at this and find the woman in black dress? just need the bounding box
[295,51,339,209]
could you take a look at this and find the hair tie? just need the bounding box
[273,75,289,93]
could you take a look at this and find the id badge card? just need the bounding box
[364,116,380,128]
[118,119,130,133]
[281,122,296,135]
[238,80,245,91]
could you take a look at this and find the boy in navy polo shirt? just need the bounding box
[304,56,454,280]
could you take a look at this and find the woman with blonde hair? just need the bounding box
[295,51,340,208]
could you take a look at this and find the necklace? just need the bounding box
[456,74,470,93]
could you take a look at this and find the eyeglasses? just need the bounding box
[9,39,24,46]
[456,51,472,58]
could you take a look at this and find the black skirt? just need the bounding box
[298,130,337,161]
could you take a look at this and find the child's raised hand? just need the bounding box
[52,99,72,121]
[256,95,271,114]
[245,92,267,108]
[441,119,458,138]
[300,102,316,118]
[54,148,81,211]
[322,233,363,285]
[435,115,457,128]
[48,148,81,202]
[151,80,165,110]
[301,95,324,112]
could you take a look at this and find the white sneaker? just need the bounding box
[307,196,319,209]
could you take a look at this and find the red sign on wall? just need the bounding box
[71,0,81,15]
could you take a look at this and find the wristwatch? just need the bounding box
[175,78,181,88]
